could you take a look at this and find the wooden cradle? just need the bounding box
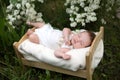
[13,27,104,80]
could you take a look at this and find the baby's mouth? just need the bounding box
[69,39,72,45]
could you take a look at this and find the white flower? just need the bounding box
[7,14,13,19]
[31,0,35,2]
[65,0,101,27]
[75,18,81,23]
[70,22,77,27]
[91,17,97,21]
[20,11,25,15]
[101,18,106,24]
[80,2,85,8]
[85,19,90,23]
[84,7,92,12]
[94,0,100,4]
[8,21,13,25]
[90,4,100,10]
[10,17,16,22]
[90,12,96,16]
[21,0,28,7]
[71,5,75,10]
[7,4,13,10]
[6,0,44,28]
[36,18,43,22]
[69,17,74,22]
[26,3,31,9]
[37,13,43,17]
[16,3,21,9]
[13,10,19,16]
[75,7,79,11]
[81,13,86,17]
[28,8,36,15]
[16,15,21,19]
[66,8,73,14]
[37,0,44,3]
[81,22,85,26]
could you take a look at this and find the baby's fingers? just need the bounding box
[65,41,71,45]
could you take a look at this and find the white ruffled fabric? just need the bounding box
[18,39,103,71]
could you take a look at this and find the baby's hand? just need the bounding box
[65,40,71,46]
[64,37,71,46]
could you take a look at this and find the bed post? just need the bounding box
[13,42,28,70]
[86,26,104,80]
[86,51,93,80]
[13,42,23,60]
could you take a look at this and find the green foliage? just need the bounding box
[0,61,32,80]
[9,0,18,4]
[36,0,69,30]
[0,18,19,48]
[0,0,120,80]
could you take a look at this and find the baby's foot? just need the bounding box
[26,29,34,36]
[28,34,40,44]
[54,52,63,58]
[26,21,45,28]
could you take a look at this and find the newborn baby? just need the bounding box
[26,22,96,60]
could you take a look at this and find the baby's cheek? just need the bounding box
[74,44,81,49]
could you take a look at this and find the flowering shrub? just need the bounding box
[6,0,101,28]
[64,0,101,27]
[6,0,44,28]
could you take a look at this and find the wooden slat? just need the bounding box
[13,42,24,59]
[89,27,104,60]
[86,27,104,68]
[85,27,104,80]
[22,58,88,78]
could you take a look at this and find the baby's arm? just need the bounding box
[54,48,71,60]
[62,28,72,45]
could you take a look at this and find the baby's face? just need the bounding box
[71,31,91,49]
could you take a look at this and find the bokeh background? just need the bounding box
[0,0,120,80]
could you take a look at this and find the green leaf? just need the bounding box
[10,0,18,4]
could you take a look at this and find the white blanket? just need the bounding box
[18,39,104,71]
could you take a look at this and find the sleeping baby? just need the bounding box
[26,21,96,60]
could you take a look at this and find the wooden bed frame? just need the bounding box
[13,27,104,80]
